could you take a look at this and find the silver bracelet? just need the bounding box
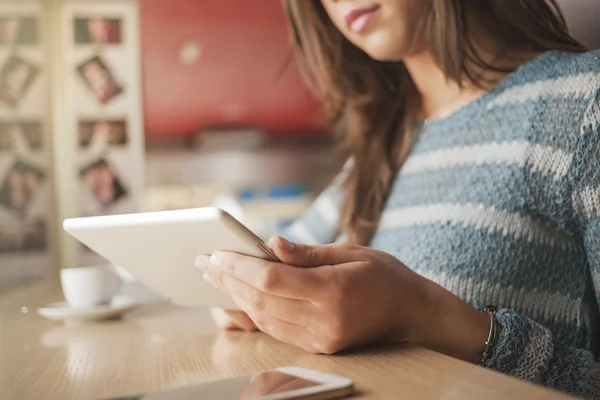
[476,305,498,366]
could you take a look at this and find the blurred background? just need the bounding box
[0,0,598,293]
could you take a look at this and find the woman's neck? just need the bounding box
[405,51,493,121]
[404,49,539,121]
[403,51,470,120]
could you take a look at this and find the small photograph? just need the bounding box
[74,17,121,44]
[80,158,128,208]
[79,120,128,149]
[0,160,45,217]
[77,55,123,104]
[0,122,42,151]
[0,218,47,254]
[0,56,39,108]
[0,17,38,45]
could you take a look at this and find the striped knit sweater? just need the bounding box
[282,50,600,398]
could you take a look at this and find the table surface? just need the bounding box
[0,279,573,400]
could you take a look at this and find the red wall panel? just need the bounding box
[140,0,325,137]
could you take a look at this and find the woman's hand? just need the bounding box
[196,237,490,360]
[209,308,258,332]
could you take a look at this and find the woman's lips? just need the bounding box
[346,5,381,33]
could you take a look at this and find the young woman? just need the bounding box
[195,0,600,397]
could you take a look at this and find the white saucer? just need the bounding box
[37,299,139,322]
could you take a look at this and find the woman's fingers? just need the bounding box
[209,308,258,332]
[268,237,366,268]
[197,253,329,301]
[209,271,318,327]
[204,272,323,353]
[245,312,319,354]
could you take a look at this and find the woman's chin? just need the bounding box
[359,38,406,62]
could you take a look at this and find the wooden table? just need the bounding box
[0,279,573,400]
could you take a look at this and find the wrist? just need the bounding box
[410,279,494,363]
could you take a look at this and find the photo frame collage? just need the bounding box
[67,5,146,264]
[74,16,131,220]
[0,13,49,255]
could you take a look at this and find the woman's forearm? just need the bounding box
[408,279,496,363]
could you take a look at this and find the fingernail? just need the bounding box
[209,253,221,266]
[278,237,295,253]
[195,256,208,272]
[203,273,220,289]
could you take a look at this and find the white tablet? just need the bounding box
[63,207,280,309]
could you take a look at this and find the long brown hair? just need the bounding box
[282,0,586,245]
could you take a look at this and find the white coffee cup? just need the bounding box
[60,265,122,308]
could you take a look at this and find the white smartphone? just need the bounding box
[101,367,354,400]
[63,207,280,309]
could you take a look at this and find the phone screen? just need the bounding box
[104,371,324,400]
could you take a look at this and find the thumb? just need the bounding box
[268,236,356,268]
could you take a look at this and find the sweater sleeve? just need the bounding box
[486,310,600,397]
[278,165,347,245]
[484,90,600,398]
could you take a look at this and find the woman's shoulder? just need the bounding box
[540,49,600,108]
[545,48,600,70]
[546,50,600,93]
[501,50,600,116]
[537,50,600,118]
[487,50,600,159]
[487,50,600,110]
[527,49,599,78]
[499,50,600,93]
